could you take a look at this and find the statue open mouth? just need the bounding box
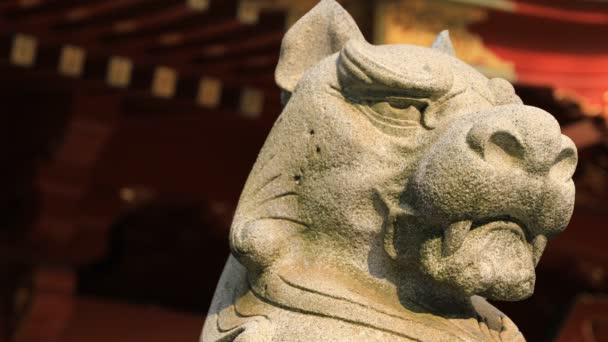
[443,220,522,255]
[442,219,547,266]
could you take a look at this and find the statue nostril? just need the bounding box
[488,131,525,160]
[467,126,526,167]
[466,119,525,159]
[548,135,578,182]
[483,131,525,168]
[550,147,577,182]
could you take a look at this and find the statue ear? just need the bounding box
[275,0,365,96]
[431,30,456,56]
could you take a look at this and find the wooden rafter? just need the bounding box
[190,51,277,74]
[100,6,199,43]
[3,0,101,21]
[0,0,287,116]
[0,0,48,13]
[0,0,151,32]
[0,0,50,12]
[147,9,284,53]
[119,19,243,54]
[51,1,189,46]
[173,30,283,63]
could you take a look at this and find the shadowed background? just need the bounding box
[0,0,607,341]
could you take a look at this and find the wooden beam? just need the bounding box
[107,1,244,53]
[0,48,275,105]
[100,5,194,42]
[0,1,21,12]
[0,0,51,14]
[227,67,278,89]
[56,3,192,47]
[1,0,151,32]
[185,52,278,76]
[120,19,243,54]
[64,0,150,22]
[143,7,285,55]
[172,30,283,63]
[3,0,90,18]
[0,2,284,114]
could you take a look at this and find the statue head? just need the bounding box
[229,0,577,312]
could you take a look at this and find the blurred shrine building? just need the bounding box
[0,0,607,341]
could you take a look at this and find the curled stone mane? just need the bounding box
[202,1,577,341]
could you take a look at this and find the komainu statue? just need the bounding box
[201,1,577,340]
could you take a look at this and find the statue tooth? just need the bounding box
[531,235,547,266]
[442,220,472,257]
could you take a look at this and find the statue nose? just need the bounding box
[465,108,577,178]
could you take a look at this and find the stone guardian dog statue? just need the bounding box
[201,1,577,341]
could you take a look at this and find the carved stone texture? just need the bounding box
[201,1,577,341]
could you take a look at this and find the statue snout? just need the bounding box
[410,105,577,242]
[465,106,577,178]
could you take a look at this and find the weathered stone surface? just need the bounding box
[201,1,577,341]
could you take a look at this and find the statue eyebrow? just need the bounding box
[337,41,453,100]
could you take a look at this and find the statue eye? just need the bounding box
[355,97,428,134]
[370,101,422,122]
